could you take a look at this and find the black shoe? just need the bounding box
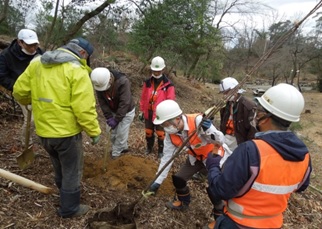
[145,148,152,155]
[59,204,90,218]
[121,149,130,154]
[165,200,189,211]
[71,204,90,218]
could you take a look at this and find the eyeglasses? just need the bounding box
[161,119,176,128]
[21,41,39,49]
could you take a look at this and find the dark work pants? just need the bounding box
[39,133,84,217]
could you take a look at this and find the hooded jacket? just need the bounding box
[13,47,101,138]
[207,131,311,228]
[0,39,43,91]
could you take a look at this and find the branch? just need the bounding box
[63,0,116,44]
[0,0,9,24]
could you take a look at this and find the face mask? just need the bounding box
[250,111,269,131]
[22,48,36,55]
[152,73,162,79]
[250,114,260,131]
[164,125,179,134]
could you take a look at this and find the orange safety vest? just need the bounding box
[225,139,310,228]
[169,114,214,161]
[225,103,234,135]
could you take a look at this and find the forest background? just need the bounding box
[1,0,322,89]
[1,1,322,228]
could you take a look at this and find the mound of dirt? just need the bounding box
[83,154,173,196]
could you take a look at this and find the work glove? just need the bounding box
[91,135,100,145]
[201,118,213,132]
[26,104,32,111]
[206,152,222,170]
[138,112,144,122]
[107,117,119,129]
[148,182,160,195]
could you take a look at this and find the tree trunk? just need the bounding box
[44,0,60,50]
[186,56,200,79]
[0,0,9,24]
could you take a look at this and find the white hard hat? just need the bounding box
[153,100,182,125]
[219,77,246,94]
[90,67,111,91]
[219,77,238,92]
[256,83,305,122]
[150,56,166,71]
[18,29,39,44]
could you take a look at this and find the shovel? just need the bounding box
[17,107,35,170]
[102,129,112,173]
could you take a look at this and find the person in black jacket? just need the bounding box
[90,67,135,159]
[0,29,43,147]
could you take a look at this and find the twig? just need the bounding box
[309,184,322,195]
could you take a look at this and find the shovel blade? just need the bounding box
[17,148,35,170]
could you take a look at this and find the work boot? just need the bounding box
[157,139,164,158]
[166,191,190,211]
[145,148,153,155]
[71,204,90,218]
[145,137,154,155]
[165,199,189,211]
[202,221,215,229]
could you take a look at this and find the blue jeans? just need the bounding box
[39,133,84,217]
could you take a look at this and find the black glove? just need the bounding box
[139,112,144,122]
[149,182,160,194]
[206,152,222,170]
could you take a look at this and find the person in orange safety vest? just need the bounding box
[147,100,225,211]
[206,83,312,229]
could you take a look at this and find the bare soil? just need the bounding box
[0,54,322,229]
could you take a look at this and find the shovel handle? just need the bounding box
[0,168,53,194]
[24,106,32,151]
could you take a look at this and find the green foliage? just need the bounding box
[290,122,303,132]
[0,4,24,36]
[128,0,223,80]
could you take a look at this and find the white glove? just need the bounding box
[26,105,32,111]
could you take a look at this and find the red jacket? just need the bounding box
[139,75,175,121]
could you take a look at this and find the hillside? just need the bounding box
[0,52,322,229]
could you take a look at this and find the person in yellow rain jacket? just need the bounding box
[13,37,101,218]
[206,83,311,229]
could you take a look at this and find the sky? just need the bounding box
[262,0,321,30]
[26,0,321,32]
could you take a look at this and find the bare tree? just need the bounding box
[62,0,115,44]
[0,0,9,24]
